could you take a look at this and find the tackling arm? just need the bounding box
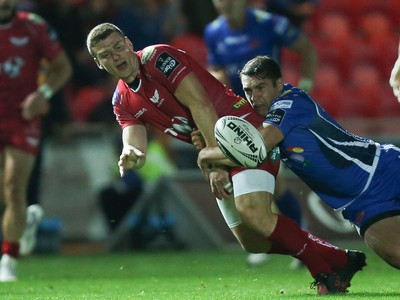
[198,123,284,171]
[259,123,284,152]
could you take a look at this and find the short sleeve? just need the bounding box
[265,97,313,136]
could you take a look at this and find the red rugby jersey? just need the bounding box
[113,44,264,143]
[0,12,63,120]
[113,44,280,176]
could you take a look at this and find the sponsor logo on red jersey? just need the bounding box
[155,52,179,78]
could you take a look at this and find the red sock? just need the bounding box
[303,230,348,271]
[2,241,20,259]
[268,215,332,277]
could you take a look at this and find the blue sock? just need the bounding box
[275,189,303,226]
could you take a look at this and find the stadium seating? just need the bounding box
[308,1,400,120]
[69,86,108,122]
[311,64,358,119]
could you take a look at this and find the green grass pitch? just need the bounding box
[1,243,399,299]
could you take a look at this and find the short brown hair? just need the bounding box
[86,23,125,58]
[240,56,282,81]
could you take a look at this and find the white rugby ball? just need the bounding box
[214,116,267,168]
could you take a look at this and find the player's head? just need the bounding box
[239,56,284,116]
[86,22,125,58]
[87,22,139,84]
[212,0,248,22]
[240,55,282,81]
[0,0,18,25]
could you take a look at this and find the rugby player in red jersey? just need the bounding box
[86,23,365,294]
[0,0,72,281]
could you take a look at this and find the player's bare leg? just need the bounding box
[231,222,273,253]
[235,191,278,238]
[216,171,364,293]
[0,147,35,282]
[232,191,362,294]
[363,216,400,269]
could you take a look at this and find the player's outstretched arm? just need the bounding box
[118,125,147,177]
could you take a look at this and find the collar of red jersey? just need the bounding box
[127,78,142,92]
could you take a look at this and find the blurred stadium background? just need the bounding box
[24,0,400,254]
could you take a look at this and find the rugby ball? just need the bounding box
[214,116,267,168]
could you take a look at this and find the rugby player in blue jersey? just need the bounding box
[198,55,400,275]
[204,0,317,96]
[204,0,317,268]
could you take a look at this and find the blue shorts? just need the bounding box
[342,144,400,237]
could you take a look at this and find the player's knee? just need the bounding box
[236,196,272,216]
[372,241,400,270]
[385,246,400,269]
[364,219,400,270]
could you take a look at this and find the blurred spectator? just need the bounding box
[262,0,320,29]
[204,0,317,97]
[0,1,72,281]
[18,0,77,226]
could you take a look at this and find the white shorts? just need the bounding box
[216,169,275,228]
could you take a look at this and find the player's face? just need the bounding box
[93,31,139,84]
[241,74,283,116]
[0,0,17,24]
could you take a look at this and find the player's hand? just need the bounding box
[20,91,49,121]
[197,147,216,181]
[197,146,236,182]
[190,128,206,150]
[389,60,400,102]
[298,77,314,93]
[208,167,232,199]
[118,146,145,177]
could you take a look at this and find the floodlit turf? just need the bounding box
[1,244,399,299]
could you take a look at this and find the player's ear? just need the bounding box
[94,58,104,69]
[276,77,284,89]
